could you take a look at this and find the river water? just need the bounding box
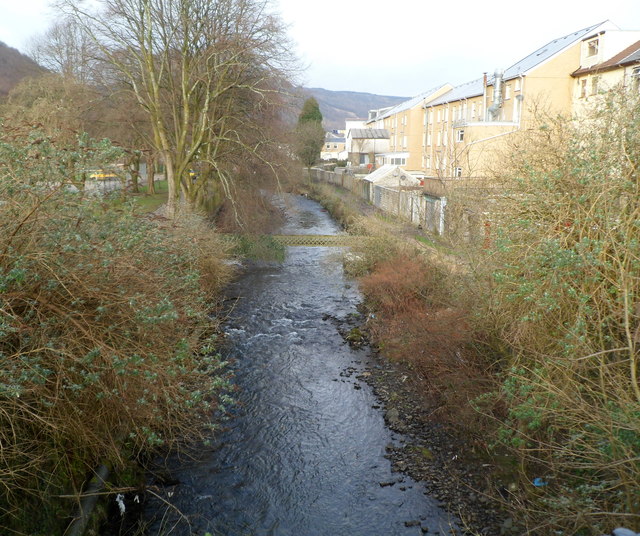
[142,194,456,536]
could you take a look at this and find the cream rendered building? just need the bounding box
[421,21,640,183]
[365,84,452,173]
[571,38,640,116]
[360,21,640,185]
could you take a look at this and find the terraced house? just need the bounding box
[362,20,640,185]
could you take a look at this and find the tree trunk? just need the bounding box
[164,152,178,219]
[130,155,140,194]
[146,155,156,195]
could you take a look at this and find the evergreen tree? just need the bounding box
[295,97,324,169]
[297,97,323,125]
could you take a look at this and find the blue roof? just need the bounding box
[424,21,618,108]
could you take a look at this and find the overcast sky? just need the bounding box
[1,0,639,97]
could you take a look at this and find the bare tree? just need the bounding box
[61,0,297,218]
[28,17,97,84]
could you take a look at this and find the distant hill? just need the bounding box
[0,42,45,96]
[304,88,408,131]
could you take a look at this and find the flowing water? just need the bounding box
[142,194,457,536]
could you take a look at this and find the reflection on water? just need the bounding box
[142,195,456,535]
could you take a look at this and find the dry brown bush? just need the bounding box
[360,254,495,428]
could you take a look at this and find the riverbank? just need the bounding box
[335,311,509,536]
[302,181,516,535]
[304,173,640,536]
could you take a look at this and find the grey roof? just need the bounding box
[371,85,450,121]
[350,129,390,139]
[426,78,485,107]
[500,20,617,81]
[425,21,618,108]
[619,45,640,64]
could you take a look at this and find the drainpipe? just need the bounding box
[482,72,488,121]
[488,69,504,121]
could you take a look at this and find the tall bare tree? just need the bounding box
[28,17,97,84]
[61,0,296,218]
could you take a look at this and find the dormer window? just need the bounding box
[587,39,599,57]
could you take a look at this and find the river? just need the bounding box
[141,194,457,535]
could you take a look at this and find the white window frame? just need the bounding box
[456,129,465,143]
[454,167,463,177]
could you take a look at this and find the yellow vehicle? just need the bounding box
[88,169,118,181]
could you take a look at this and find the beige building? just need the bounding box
[321,131,347,161]
[421,21,636,182]
[366,84,452,173]
[571,38,640,115]
[356,21,640,185]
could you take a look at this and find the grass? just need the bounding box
[128,179,169,213]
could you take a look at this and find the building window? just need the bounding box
[454,167,463,177]
[471,102,476,118]
[456,129,465,143]
[391,157,406,165]
[633,67,640,91]
[591,76,600,95]
[515,78,521,91]
[505,84,511,100]
[437,131,441,146]
[580,79,587,98]
[403,136,408,148]
[587,39,599,57]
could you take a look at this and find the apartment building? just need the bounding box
[359,20,640,183]
[422,21,635,180]
[366,84,452,171]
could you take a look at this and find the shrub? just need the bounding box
[480,88,640,533]
[0,126,233,533]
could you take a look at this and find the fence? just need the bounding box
[309,168,446,234]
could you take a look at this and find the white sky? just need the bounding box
[2,0,640,96]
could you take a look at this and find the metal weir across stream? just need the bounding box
[223,233,370,247]
[142,194,457,536]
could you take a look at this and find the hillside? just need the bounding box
[304,87,408,130]
[0,42,45,96]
